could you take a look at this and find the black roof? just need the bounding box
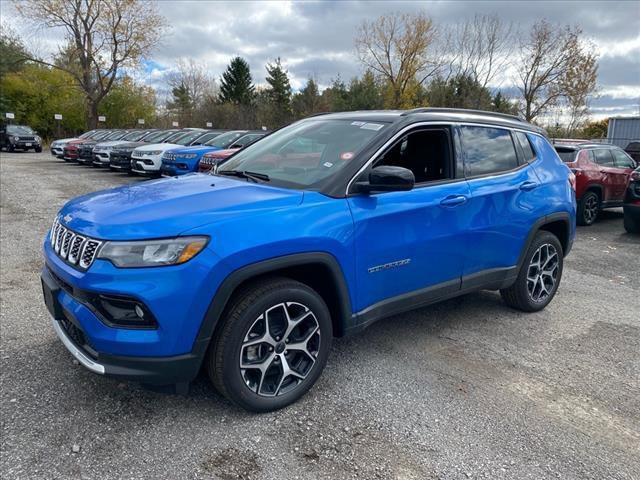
[307,108,544,134]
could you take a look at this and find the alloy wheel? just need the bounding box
[583,195,598,224]
[239,302,321,397]
[526,243,559,302]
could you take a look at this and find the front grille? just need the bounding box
[19,136,36,141]
[163,153,176,162]
[50,217,102,270]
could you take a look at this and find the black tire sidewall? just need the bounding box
[578,191,599,226]
[219,283,332,412]
[518,232,564,311]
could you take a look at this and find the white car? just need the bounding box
[131,130,222,175]
[50,129,104,157]
[91,130,151,167]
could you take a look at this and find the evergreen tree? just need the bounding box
[264,58,292,126]
[348,70,383,110]
[219,57,255,105]
[492,91,518,115]
[322,76,349,111]
[167,82,194,125]
[292,78,322,118]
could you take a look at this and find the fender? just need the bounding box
[189,252,354,364]
[516,211,573,274]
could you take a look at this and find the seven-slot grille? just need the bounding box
[50,217,102,269]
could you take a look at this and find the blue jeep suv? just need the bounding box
[41,108,575,411]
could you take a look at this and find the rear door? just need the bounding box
[593,148,624,202]
[612,149,637,198]
[460,125,543,280]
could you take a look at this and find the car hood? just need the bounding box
[113,141,146,151]
[52,137,78,145]
[94,140,127,149]
[167,145,221,155]
[134,143,182,153]
[58,174,304,240]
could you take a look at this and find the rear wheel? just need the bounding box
[577,191,599,226]
[501,231,564,312]
[208,277,332,412]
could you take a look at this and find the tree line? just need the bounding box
[1,1,602,140]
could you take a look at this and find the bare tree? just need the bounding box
[517,21,594,122]
[561,45,598,135]
[355,12,440,108]
[166,58,216,110]
[446,14,515,88]
[14,0,166,127]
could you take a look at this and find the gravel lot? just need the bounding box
[1,151,639,480]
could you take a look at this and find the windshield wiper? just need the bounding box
[217,170,270,182]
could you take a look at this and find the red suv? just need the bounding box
[555,143,637,225]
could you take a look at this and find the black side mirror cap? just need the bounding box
[355,165,415,193]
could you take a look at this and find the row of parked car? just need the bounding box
[49,128,269,176]
[552,140,639,233]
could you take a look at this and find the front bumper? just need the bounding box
[42,237,230,385]
[131,154,161,174]
[92,151,111,166]
[110,152,133,170]
[160,162,193,177]
[12,141,40,150]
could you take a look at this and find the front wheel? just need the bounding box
[501,231,564,312]
[208,277,332,412]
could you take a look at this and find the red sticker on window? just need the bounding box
[340,152,354,161]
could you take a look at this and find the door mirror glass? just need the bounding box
[356,165,415,193]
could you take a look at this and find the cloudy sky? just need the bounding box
[3,0,639,120]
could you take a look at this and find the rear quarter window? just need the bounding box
[460,126,519,176]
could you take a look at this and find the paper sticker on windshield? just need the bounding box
[360,123,384,131]
[323,162,334,168]
[340,152,354,161]
[351,121,365,126]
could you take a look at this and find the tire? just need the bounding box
[624,209,640,233]
[577,190,599,226]
[501,231,564,312]
[207,277,332,412]
[35,147,42,153]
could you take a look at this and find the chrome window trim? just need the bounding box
[345,121,546,195]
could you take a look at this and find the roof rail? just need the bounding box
[401,107,525,123]
[306,111,332,118]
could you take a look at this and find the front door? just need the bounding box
[347,126,470,315]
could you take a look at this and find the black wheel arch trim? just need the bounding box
[190,252,353,372]
[516,212,572,273]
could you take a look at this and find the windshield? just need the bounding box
[232,133,265,148]
[219,119,388,188]
[7,125,35,135]
[554,147,577,162]
[144,130,174,143]
[174,130,207,146]
[105,130,126,140]
[79,130,97,138]
[191,131,225,145]
[122,130,149,141]
[94,130,116,140]
[205,131,246,148]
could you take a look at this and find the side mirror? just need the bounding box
[355,165,415,193]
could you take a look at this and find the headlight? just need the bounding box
[177,153,198,159]
[142,150,162,156]
[97,236,208,268]
[35,136,41,142]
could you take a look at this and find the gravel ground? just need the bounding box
[1,151,639,480]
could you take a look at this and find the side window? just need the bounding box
[460,126,519,176]
[612,149,635,169]
[514,131,536,163]
[593,149,614,166]
[374,128,452,183]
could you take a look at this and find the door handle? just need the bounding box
[519,181,539,191]
[440,195,467,207]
